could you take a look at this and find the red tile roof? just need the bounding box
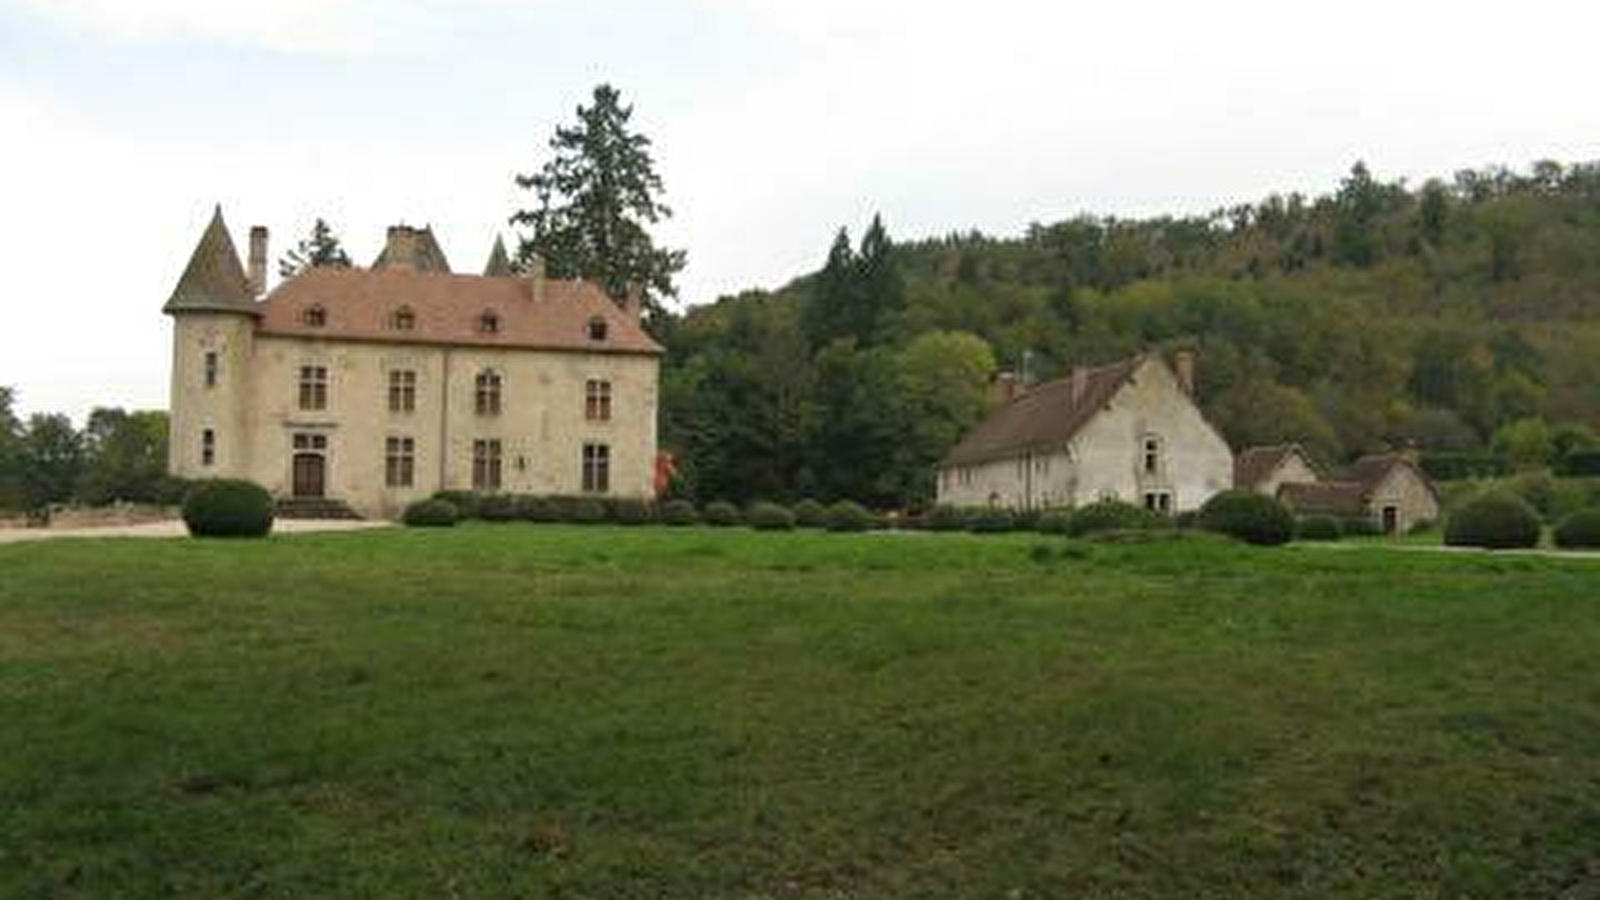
[1278,481,1369,516]
[256,266,662,356]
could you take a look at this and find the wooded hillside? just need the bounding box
[659,160,1600,507]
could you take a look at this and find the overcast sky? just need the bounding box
[3,0,1597,419]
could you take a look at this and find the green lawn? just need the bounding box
[3,526,1599,899]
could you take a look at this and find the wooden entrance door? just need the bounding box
[292,453,326,498]
[1382,505,1399,535]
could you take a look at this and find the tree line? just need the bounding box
[0,389,175,514]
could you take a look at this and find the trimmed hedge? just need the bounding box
[1068,499,1167,537]
[704,501,742,527]
[516,495,559,522]
[403,498,458,527]
[747,502,796,531]
[825,500,873,532]
[1197,490,1295,546]
[182,479,274,538]
[568,498,608,524]
[1556,450,1600,477]
[1036,509,1072,534]
[478,493,520,522]
[1553,508,1600,549]
[660,499,699,526]
[611,498,654,525]
[928,506,968,532]
[1296,514,1342,542]
[433,490,480,520]
[966,507,1015,533]
[1421,451,1510,481]
[1443,491,1542,549]
[793,499,828,529]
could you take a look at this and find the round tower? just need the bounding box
[162,206,261,482]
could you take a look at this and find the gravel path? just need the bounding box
[0,519,392,545]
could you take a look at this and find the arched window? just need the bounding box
[478,310,501,335]
[302,304,327,328]
[475,369,502,416]
[391,306,415,331]
[586,316,608,342]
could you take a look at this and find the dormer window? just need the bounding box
[391,306,415,331]
[478,310,501,335]
[302,304,327,328]
[587,316,608,342]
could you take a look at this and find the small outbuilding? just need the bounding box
[1277,452,1440,535]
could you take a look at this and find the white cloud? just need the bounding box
[3,0,381,56]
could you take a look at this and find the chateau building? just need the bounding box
[936,351,1234,512]
[164,208,662,519]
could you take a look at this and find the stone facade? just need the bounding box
[937,354,1234,512]
[165,210,661,519]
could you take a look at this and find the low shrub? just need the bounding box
[1443,491,1542,549]
[966,507,1015,533]
[793,499,828,528]
[1036,509,1072,534]
[747,501,796,531]
[516,495,559,522]
[182,479,274,538]
[434,490,480,520]
[478,493,520,522]
[1012,509,1040,532]
[611,498,654,525]
[1197,490,1295,546]
[1552,508,1600,549]
[1339,516,1381,537]
[1557,449,1600,477]
[660,499,699,526]
[825,500,873,532]
[928,506,968,532]
[1505,472,1588,523]
[1296,515,1342,542]
[704,501,742,527]
[1068,499,1167,537]
[403,498,458,527]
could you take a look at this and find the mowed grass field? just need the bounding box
[2,526,1599,899]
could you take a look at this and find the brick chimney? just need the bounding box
[1070,365,1089,405]
[383,226,419,271]
[993,371,1019,405]
[248,226,268,296]
[622,284,645,322]
[1172,348,1196,396]
[527,251,546,303]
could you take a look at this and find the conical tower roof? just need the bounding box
[483,234,514,277]
[163,205,260,316]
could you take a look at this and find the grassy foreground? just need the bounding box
[2,527,1598,899]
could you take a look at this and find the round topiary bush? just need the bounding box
[747,501,796,531]
[1444,491,1542,549]
[660,499,699,526]
[478,493,519,522]
[927,506,968,532]
[1036,509,1072,534]
[1197,490,1295,546]
[966,507,1015,534]
[611,498,654,525]
[182,479,274,538]
[703,500,742,527]
[1296,514,1342,542]
[1553,508,1600,549]
[825,500,873,532]
[793,498,828,529]
[1067,499,1168,537]
[403,498,458,528]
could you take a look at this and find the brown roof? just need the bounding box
[483,235,514,277]
[940,356,1143,467]
[372,225,452,273]
[1348,453,1439,500]
[257,266,662,355]
[1234,443,1319,490]
[1278,481,1369,516]
[163,206,261,316]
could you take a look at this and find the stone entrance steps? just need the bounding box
[274,497,363,520]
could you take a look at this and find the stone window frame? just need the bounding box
[474,369,503,416]
[201,428,215,467]
[388,369,417,414]
[390,306,416,332]
[585,378,612,422]
[582,442,610,494]
[472,438,503,491]
[298,364,329,411]
[302,304,327,328]
[477,309,501,335]
[586,316,608,342]
[1141,434,1164,478]
[385,435,415,488]
[203,350,219,388]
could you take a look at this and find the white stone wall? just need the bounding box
[1254,453,1320,496]
[935,357,1234,512]
[169,321,658,519]
[1365,466,1440,533]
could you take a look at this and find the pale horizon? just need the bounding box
[4,0,1598,420]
